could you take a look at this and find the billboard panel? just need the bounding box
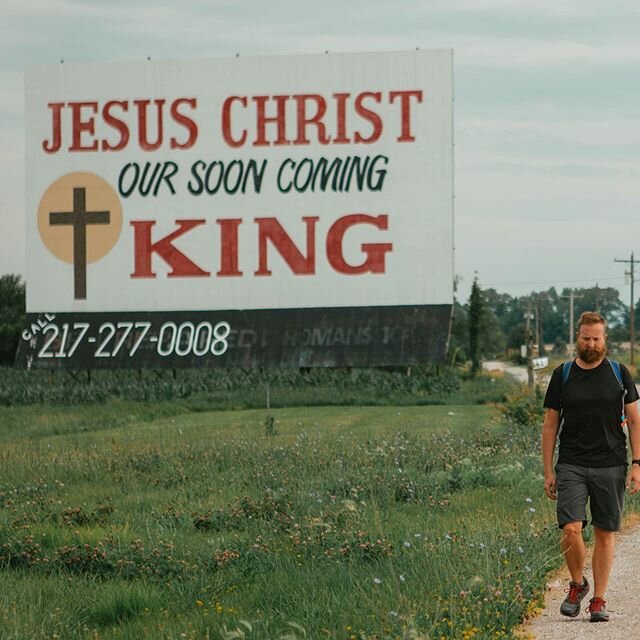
[18,50,453,369]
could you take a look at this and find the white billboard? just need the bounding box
[21,50,453,368]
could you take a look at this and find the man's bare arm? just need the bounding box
[625,400,640,494]
[542,408,561,500]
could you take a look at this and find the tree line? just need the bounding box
[0,274,25,365]
[450,277,635,366]
[0,272,637,366]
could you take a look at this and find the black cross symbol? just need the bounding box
[49,187,110,300]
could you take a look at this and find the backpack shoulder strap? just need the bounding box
[607,359,624,389]
[561,361,573,385]
[607,359,628,426]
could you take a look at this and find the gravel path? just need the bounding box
[519,517,640,638]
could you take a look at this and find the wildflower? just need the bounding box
[499,547,507,554]
[525,497,533,503]
[196,600,204,606]
[390,610,399,617]
[403,541,411,548]
[373,577,382,584]
[479,543,485,550]
[517,546,524,554]
[399,574,406,582]
[414,533,422,538]
[529,507,536,513]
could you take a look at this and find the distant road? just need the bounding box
[482,360,529,384]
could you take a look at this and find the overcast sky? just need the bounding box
[2,0,639,303]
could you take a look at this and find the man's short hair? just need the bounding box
[577,310,607,332]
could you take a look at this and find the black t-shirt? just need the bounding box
[543,358,639,467]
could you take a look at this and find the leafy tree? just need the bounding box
[468,277,482,374]
[478,304,506,358]
[481,288,522,351]
[508,323,526,355]
[494,286,626,350]
[447,300,468,365]
[560,286,626,330]
[0,274,26,365]
[538,288,563,346]
[481,288,519,325]
[453,282,627,366]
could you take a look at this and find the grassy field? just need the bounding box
[0,388,574,640]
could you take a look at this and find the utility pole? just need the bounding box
[538,293,545,355]
[562,290,583,358]
[525,298,534,389]
[535,300,540,356]
[614,253,636,367]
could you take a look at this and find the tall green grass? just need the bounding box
[0,395,587,639]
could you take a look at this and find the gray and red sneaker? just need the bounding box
[587,596,609,622]
[560,577,589,617]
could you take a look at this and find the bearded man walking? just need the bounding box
[542,311,640,622]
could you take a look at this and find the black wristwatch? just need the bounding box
[632,459,640,466]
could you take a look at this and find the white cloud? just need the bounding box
[458,155,640,180]
[2,0,70,14]
[430,0,640,17]
[459,116,640,146]
[0,129,25,276]
[4,1,639,71]
[457,167,640,209]
[458,38,640,68]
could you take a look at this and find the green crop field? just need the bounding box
[0,371,583,640]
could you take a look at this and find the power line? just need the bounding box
[480,276,625,288]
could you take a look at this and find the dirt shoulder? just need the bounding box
[517,513,640,639]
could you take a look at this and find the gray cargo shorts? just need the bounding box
[555,462,626,532]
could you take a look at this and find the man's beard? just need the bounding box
[577,344,606,363]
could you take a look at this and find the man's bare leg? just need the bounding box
[592,527,615,598]
[561,521,586,582]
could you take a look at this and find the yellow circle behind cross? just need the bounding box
[38,172,123,265]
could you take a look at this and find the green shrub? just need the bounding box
[500,391,544,427]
